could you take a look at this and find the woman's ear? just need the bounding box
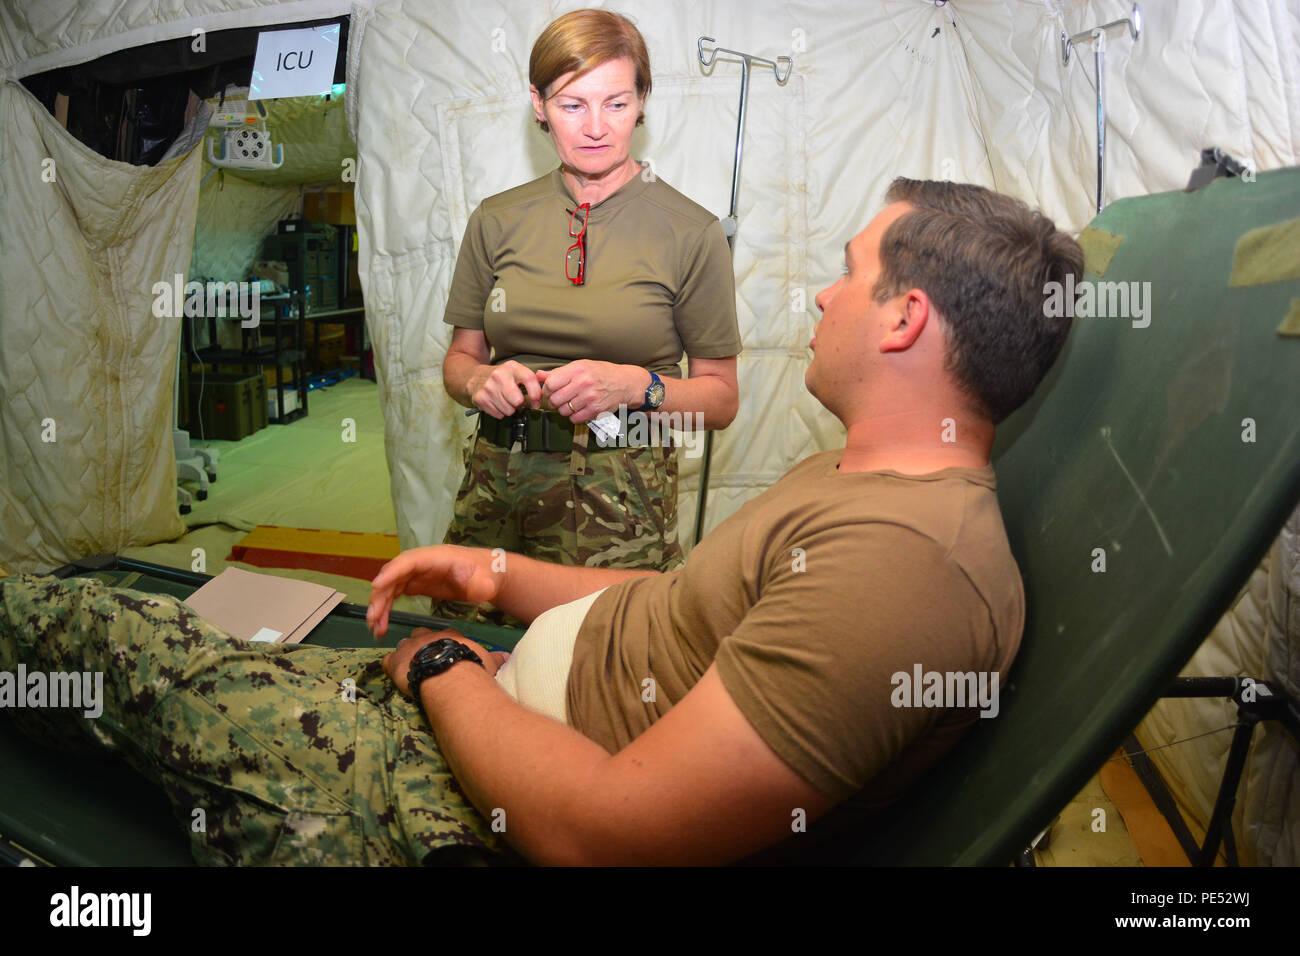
[529,85,547,126]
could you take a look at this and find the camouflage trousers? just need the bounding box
[0,573,520,867]
[436,432,684,625]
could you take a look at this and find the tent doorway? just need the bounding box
[16,15,405,597]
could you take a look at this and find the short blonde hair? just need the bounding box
[529,9,651,132]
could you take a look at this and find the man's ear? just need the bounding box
[879,290,929,353]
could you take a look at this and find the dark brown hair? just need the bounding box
[875,178,1084,423]
[529,9,651,133]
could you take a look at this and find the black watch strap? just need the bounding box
[408,637,483,703]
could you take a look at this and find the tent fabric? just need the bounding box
[190,169,300,306]
[0,78,204,572]
[0,0,357,79]
[208,88,356,188]
[1256,506,1300,864]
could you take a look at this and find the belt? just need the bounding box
[478,408,587,453]
[478,408,660,452]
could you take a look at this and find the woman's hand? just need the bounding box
[383,627,508,694]
[367,546,502,638]
[465,360,543,419]
[537,361,650,424]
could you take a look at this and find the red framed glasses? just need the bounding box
[566,202,590,286]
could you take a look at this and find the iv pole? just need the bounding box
[1060,4,1141,212]
[692,36,793,546]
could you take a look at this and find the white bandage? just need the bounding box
[493,588,608,724]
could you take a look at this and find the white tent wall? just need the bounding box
[959,0,1300,232]
[0,0,354,78]
[1,0,1297,864]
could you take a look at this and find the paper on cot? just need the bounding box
[183,567,345,644]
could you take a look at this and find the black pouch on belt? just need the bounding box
[479,409,577,453]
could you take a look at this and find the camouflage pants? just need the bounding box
[436,433,684,624]
[0,573,519,867]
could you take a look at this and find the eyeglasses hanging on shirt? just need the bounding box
[566,202,590,286]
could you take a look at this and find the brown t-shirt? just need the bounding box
[443,166,741,378]
[566,450,1024,816]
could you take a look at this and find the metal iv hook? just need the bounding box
[697,36,793,85]
[1061,3,1141,65]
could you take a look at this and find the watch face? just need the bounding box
[647,382,666,408]
[421,639,465,668]
[413,640,450,666]
[410,638,479,681]
[409,638,482,707]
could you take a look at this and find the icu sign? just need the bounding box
[249,24,340,100]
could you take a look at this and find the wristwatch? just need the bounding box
[407,637,483,704]
[637,371,666,412]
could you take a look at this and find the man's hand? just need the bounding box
[372,544,652,631]
[383,627,508,695]
[368,546,501,638]
[466,360,542,419]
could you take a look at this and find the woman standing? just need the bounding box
[439,9,740,609]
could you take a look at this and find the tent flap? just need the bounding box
[0,79,202,571]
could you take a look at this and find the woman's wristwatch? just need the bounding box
[637,371,666,412]
[408,637,483,706]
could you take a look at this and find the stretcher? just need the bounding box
[0,555,522,866]
[2,167,1298,866]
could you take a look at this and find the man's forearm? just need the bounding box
[493,551,658,623]
[418,661,611,865]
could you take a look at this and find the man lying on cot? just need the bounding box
[0,178,1082,865]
